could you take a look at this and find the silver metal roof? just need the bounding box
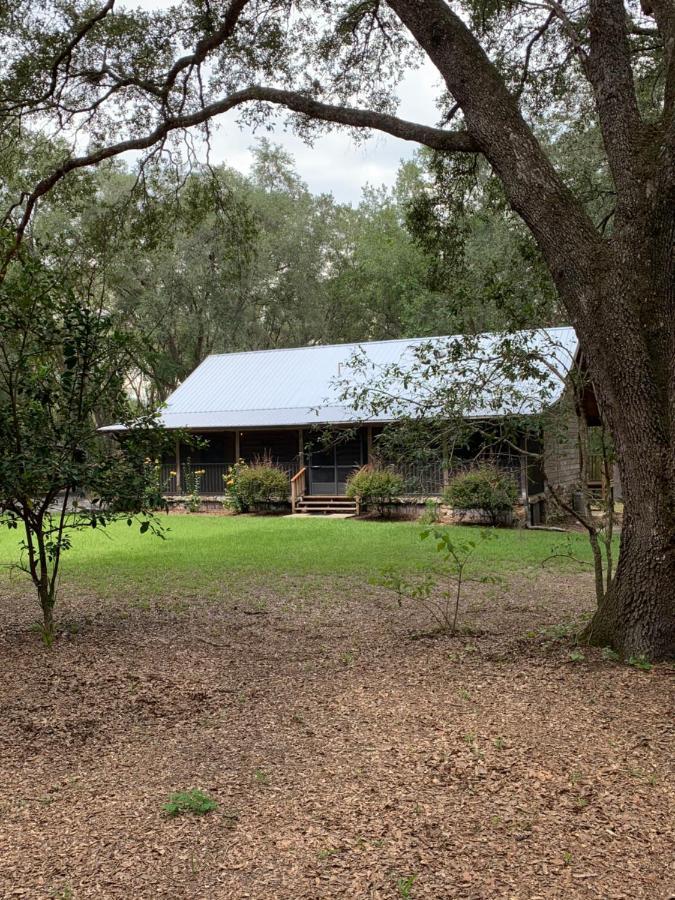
[103,327,578,431]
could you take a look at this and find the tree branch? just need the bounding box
[385,0,603,322]
[586,0,644,198]
[1,84,479,273]
[0,0,115,114]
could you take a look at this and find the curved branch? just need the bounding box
[1,84,479,274]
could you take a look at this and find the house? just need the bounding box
[104,326,606,519]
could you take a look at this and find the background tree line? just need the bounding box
[19,137,565,402]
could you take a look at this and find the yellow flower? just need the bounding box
[169,470,177,477]
[196,469,205,475]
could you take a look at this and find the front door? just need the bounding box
[307,433,363,495]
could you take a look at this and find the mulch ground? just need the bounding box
[0,570,673,900]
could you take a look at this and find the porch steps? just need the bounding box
[294,496,358,516]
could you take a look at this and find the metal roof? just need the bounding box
[103,327,578,431]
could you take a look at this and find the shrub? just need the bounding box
[345,465,404,516]
[224,457,289,513]
[443,464,518,526]
[162,789,218,817]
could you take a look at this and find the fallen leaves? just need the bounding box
[0,570,672,898]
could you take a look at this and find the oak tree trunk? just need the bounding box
[578,234,675,659]
[583,453,675,658]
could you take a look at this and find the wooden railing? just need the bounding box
[290,466,307,513]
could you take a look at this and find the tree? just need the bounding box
[0,251,171,642]
[0,1,673,658]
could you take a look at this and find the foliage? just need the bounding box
[443,465,518,526]
[345,465,404,516]
[419,499,441,525]
[0,253,171,641]
[162,789,218,818]
[10,142,556,405]
[627,654,652,672]
[0,0,672,658]
[224,457,289,513]
[375,527,498,634]
[396,874,417,898]
[144,459,176,511]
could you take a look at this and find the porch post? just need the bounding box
[175,437,181,493]
[235,430,240,461]
[441,432,450,488]
[298,428,304,465]
[519,435,529,504]
[366,425,373,463]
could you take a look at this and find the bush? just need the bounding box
[162,789,218,818]
[345,465,404,516]
[443,464,518,526]
[224,457,289,513]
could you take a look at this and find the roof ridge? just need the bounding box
[201,326,575,362]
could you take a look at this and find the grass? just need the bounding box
[0,514,604,599]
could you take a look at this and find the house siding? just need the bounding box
[543,396,582,489]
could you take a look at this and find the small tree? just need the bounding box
[376,527,497,634]
[0,255,172,643]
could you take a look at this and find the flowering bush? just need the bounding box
[224,458,289,513]
[183,462,206,513]
[144,458,173,511]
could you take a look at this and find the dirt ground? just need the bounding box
[0,571,673,900]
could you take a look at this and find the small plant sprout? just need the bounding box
[396,874,417,898]
[568,649,585,663]
[162,789,218,818]
[254,768,270,785]
[627,654,652,672]
[602,646,620,662]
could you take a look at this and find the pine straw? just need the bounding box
[0,572,673,899]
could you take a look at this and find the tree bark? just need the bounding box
[584,471,675,658]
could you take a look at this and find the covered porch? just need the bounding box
[160,424,541,504]
[162,426,371,498]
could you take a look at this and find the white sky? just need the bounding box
[125,0,442,204]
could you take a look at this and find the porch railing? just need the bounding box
[290,467,307,513]
[162,457,303,496]
[160,453,532,499]
[392,454,525,497]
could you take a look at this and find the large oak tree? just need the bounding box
[1,0,673,657]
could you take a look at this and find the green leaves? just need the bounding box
[162,789,218,818]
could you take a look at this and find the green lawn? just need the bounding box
[0,514,600,598]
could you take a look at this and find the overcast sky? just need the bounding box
[124,0,442,205]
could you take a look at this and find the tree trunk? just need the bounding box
[40,592,55,645]
[582,392,675,659]
[583,490,675,658]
